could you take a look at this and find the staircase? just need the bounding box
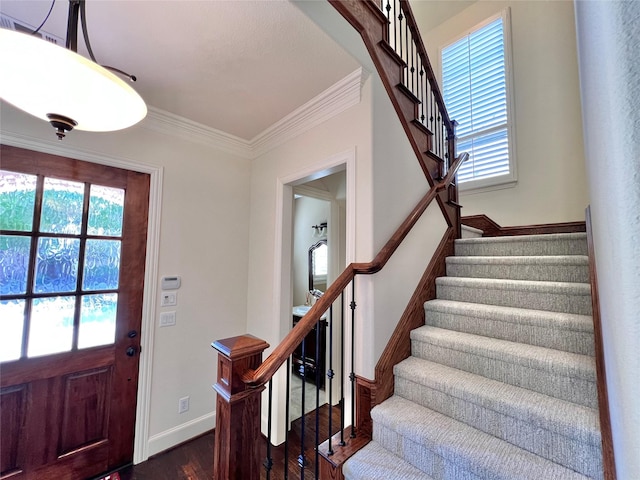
[343,231,603,480]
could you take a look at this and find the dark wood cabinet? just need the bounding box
[292,314,327,389]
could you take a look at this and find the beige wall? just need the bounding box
[419,0,589,226]
[0,103,252,457]
[575,1,640,476]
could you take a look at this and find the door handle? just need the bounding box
[126,346,137,357]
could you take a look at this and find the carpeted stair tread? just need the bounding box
[392,357,602,476]
[423,299,594,355]
[454,233,588,257]
[371,396,590,480]
[446,255,589,283]
[436,276,592,315]
[394,356,600,445]
[343,441,435,480]
[410,326,596,407]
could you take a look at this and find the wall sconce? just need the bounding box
[311,222,327,238]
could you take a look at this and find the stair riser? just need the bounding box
[424,308,595,355]
[411,340,597,408]
[445,262,589,283]
[394,376,602,478]
[455,238,588,257]
[436,283,592,315]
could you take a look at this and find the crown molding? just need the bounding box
[141,67,367,160]
[249,67,367,157]
[142,108,254,159]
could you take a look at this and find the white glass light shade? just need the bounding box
[0,29,147,132]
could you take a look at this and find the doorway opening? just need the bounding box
[290,170,346,421]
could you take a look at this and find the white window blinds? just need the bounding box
[442,15,513,185]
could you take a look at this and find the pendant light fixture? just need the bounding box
[0,0,147,140]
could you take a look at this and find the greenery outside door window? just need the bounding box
[1,170,125,361]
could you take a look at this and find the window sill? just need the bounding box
[458,176,517,196]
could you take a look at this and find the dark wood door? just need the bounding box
[0,145,149,479]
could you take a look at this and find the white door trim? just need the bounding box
[0,132,162,464]
[268,147,356,444]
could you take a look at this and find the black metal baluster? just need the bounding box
[298,339,308,477]
[327,304,335,455]
[285,357,291,480]
[398,3,403,60]
[385,0,392,45]
[410,36,415,93]
[339,292,346,446]
[264,379,274,479]
[393,0,398,52]
[420,60,426,125]
[314,320,321,480]
[350,280,356,439]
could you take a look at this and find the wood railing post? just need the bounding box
[212,335,270,480]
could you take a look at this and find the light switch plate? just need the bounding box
[161,291,177,306]
[159,311,176,327]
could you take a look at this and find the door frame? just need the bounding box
[1,133,162,464]
[268,147,356,444]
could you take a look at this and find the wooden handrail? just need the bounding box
[244,153,467,387]
[399,0,453,133]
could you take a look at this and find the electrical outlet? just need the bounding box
[178,396,190,414]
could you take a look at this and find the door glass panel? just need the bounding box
[82,240,121,291]
[0,170,37,231]
[78,293,118,349]
[0,299,25,362]
[0,235,31,295]
[88,185,125,236]
[28,296,75,357]
[40,178,84,234]
[34,237,80,293]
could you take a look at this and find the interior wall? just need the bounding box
[419,0,589,226]
[0,104,252,458]
[574,1,640,477]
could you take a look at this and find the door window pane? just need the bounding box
[34,237,80,293]
[0,299,25,362]
[40,178,84,234]
[0,235,31,295]
[28,296,75,357]
[88,185,125,236]
[0,170,37,231]
[82,240,121,291]
[78,294,118,349]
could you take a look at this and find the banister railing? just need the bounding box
[213,1,466,478]
[244,153,467,389]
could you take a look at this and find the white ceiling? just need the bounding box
[0,0,361,141]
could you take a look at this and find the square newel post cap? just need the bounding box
[211,334,270,360]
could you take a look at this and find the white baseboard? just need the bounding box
[146,411,216,459]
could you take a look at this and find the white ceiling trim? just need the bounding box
[142,108,253,159]
[141,68,367,160]
[249,67,367,158]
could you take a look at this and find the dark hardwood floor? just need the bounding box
[117,403,343,480]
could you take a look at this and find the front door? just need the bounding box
[0,145,150,479]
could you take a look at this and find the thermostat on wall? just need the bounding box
[161,276,181,290]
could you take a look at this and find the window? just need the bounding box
[0,169,125,361]
[441,10,516,189]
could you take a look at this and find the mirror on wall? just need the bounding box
[308,239,328,293]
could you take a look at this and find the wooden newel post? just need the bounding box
[211,334,270,480]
